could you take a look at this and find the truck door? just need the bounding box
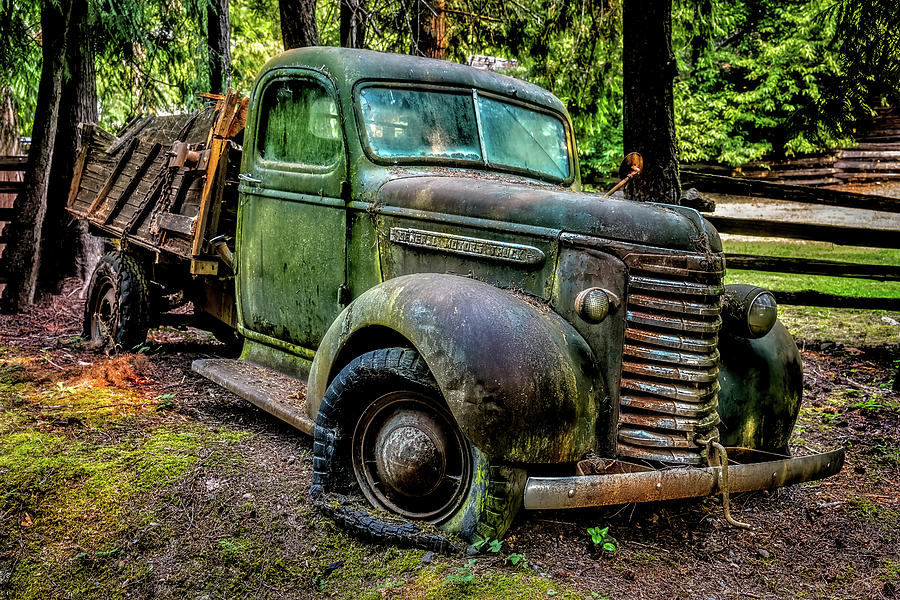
[236,69,347,353]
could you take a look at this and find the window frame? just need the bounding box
[352,80,576,185]
[254,71,344,175]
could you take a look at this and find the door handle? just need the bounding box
[238,173,262,185]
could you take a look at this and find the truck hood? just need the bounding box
[376,175,722,252]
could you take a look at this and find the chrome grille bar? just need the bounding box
[618,252,724,465]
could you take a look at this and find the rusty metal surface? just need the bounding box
[351,390,471,521]
[309,273,605,464]
[191,358,313,434]
[616,250,725,464]
[717,320,804,452]
[522,448,845,510]
[376,176,725,253]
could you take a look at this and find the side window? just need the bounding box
[257,78,341,168]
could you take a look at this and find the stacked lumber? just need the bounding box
[684,109,900,187]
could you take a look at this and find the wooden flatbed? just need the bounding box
[67,92,248,273]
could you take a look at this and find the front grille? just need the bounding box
[618,252,725,464]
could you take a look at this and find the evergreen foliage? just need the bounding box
[1,0,898,176]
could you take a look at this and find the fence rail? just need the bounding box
[688,171,900,311]
[0,155,26,280]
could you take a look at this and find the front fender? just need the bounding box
[309,273,606,463]
[717,320,803,453]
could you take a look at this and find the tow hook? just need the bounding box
[697,436,752,529]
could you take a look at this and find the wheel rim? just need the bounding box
[89,279,116,343]
[352,390,472,522]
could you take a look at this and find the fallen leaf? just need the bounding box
[20,513,33,527]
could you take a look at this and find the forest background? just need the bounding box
[1,0,898,185]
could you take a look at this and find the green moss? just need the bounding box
[0,355,157,428]
[848,496,900,523]
[724,239,900,267]
[0,420,250,599]
[726,269,900,300]
[883,559,900,581]
[400,565,585,599]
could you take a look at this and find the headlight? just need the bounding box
[722,284,778,338]
[575,287,616,323]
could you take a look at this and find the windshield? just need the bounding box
[357,86,571,182]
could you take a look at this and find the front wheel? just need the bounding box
[83,251,150,351]
[311,347,525,546]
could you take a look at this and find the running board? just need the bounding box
[191,358,315,435]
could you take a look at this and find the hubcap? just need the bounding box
[352,391,471,522]
[374,409,447,498]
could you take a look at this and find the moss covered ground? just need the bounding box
[0,333,588,599]
[1,281,898,600]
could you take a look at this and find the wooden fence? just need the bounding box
[0,155,25,247]
[683,108,900,187]
[683,171,900,311]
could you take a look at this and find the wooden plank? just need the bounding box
[834,160,900,171]
[747,156,837,168]
[0,156,27,171]
[107,115,153,155]
[103,142,163,225]
[860,135,900,143]
[742,168,839,178]
[835,172,900,181]
[725,254,900,281]
[86,137,139,219]
[682,171,900,213]
[706,216,900,248]
[192,92,242,257]
[66,144,90,210]
[773,290,900,311]
[157,212,195,236]
[839,150,900,159]
[765,178,842,187]
[853,143,900,151]
[123,171,166,236]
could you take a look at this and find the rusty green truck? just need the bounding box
[68,47,843,546]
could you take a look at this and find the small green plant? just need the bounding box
[587,526,617,553]
[472,537,503,554]
[445,558,477,584]
[851,397,899,412]
[154,392,177,409]
[507,552,526,567]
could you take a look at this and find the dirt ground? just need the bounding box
[708,181,900,229]
[1,281,898,600]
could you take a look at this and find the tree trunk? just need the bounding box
[0,87,18,155]
[0,0,72,312]
[207,0,231,94]
[411,0,447,59]
[340,0,366,49]
[622,0,681,204]
[279,0,318,49]
[38,0,98,295]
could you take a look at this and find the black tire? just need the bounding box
[83,251,150,351]
[311,347,525,546]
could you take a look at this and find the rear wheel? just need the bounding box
[83,251,150,351]
[311,347,525,546]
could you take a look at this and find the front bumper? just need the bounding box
[522,448,844,510]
